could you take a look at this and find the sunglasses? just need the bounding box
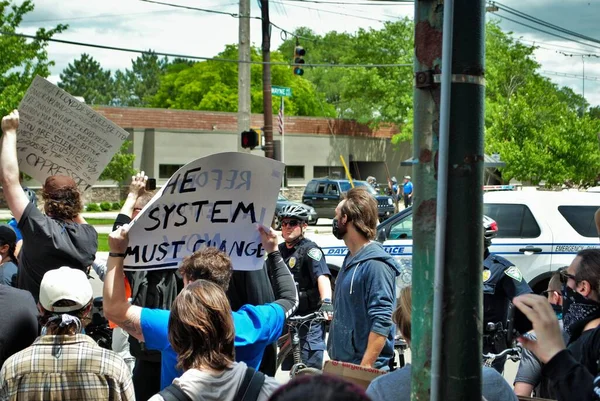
[559,268,577,284]
[281,220,301,228]
[542,289,558,296]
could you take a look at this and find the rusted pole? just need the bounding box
[410,1,442,399]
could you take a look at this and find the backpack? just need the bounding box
[158,367,265,401]
[126,269,184,361]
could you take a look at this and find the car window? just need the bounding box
[317,183,327,194]
[483,203,541,238]
[326,184,339,196]
[305,181,317,195]
[339,181,377,195]
[558,206,600,238]
[388,213,413,240]
[278,194,287,201]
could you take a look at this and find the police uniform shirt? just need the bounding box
[278,238,331,312]
[483,252,532,325]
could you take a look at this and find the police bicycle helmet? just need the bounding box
[483,215,498,248]
[279,204,309,222]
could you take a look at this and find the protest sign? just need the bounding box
[16,76,130,190]
[123,152,284,272]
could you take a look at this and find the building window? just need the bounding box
[159,164,184,179]
[286,165,305,179]
[313,166,344,179]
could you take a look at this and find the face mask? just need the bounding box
[551,303,563,320]
[332,218,347,240]
[562,284,600,336]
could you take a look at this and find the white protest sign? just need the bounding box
[123,152,284,272]
[16,76,130,191]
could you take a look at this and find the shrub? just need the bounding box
[86,203,100,212]
[111,202,121,211]
[100,202,112,211]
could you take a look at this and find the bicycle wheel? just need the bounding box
[294,367,322,377]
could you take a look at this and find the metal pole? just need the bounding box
[261,0,274,159]
[430,0,454,399]
[281,96,285,187]
[439,0,486,399]
[410,0,443,398]
[237,0,251,151]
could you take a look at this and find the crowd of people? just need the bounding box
[1,106,600,401]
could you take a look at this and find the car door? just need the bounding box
[321,182,341,219]
[483,202,553,284]
[377,208,414,291]
[307,181,329,218]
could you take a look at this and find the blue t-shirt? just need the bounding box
[403,181,413,195]
[7,218,22,241]
[141,302,285,389]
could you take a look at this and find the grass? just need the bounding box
[0,218,115,226]
[97,233,109,252]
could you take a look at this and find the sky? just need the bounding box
[18,0,600,107]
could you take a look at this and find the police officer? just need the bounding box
[482,216,533,373]
[277,204,333,370]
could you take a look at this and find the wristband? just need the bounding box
[109,252,127,258]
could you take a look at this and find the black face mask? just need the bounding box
[332,218,347,240]
[551,303,563,320]
[562,284,600,337]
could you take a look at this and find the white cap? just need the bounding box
[39,267,93,313]
[404,176,411,180]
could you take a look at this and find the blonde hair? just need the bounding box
[392,286,412,345]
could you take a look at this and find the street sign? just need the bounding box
[272,86,292,97]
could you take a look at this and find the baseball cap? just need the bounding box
[43,175,77,197]
[404,176,411,180]
[39,267,93,313]
[0,224,17,245]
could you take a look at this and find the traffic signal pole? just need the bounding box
[261,0,274,159]
[410,0,442,398]
[434,1,486,399]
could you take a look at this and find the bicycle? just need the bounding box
[482,346,521,368]
[389,334,409,371]
[276,312,328,378]
[86,296,113,350]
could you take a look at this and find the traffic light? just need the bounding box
[241,129,259,149]
[293,46,306,76]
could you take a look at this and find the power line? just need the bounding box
[542,70,600,82]
[272,0,388,22]
[492,12,600,51]
[0,30,412,68]
[280,0,413,5]
[491,2,600,46]
[517,38,600,56]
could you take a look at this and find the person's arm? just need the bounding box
[103,224,144,341]
[513,333,542,397]
[0,111,29,222]
[317,275,332,301]
[261,226,298,318]
[513,382,534,397]
[361,332,388,368]
[92,261,107,282]
[543,349,596,401]
[362,261,397,368]
[120,172,148,219]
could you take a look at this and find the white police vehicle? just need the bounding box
[319,190,600,293]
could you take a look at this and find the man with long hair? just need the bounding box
[0,267,133,400]
[150,280,280,401]
[0,111,98,301]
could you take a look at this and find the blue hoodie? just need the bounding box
[327,241,401,369]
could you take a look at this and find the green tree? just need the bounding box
[58,53,114,105]
[113,51,168,106]
[0,0,66,116]
[150,44,335,117]
[99,140,136,183]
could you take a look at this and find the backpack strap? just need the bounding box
[234,367,266,401]
[158,383,194,401]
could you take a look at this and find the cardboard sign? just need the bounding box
[17,76,130,190]
[322,360,387,389]
[123,152,284,271]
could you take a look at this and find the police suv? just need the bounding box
[318,189,600,294]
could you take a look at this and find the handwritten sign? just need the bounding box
[124,152,284,272]
[16,76,130,190]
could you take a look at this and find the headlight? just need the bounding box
[387,198,393,205]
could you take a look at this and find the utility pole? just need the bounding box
[410,1,443,399]
[237,0,251,152]
[436,0,486,399]
[261,0,274,159]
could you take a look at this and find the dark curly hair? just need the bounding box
[268,374,373,401]
[42,188,83,220]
